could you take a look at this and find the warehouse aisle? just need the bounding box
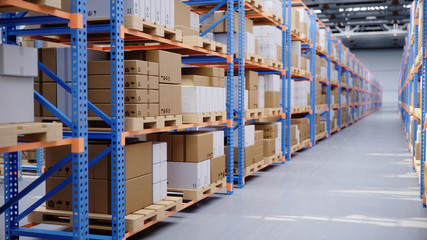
[133,106,427,240]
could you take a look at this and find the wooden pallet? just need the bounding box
[28,197,182,233]
[316,76,328,83]
[291,106,310,113]
[264,10,283,23]
[182,112,226,124]
[264,108,282,115]
[331,104,339,109]
[291,139,310,153]
[300,33,311,43]
[245,0,264,11]
[291,67,301,75]
[263,152,282,165]
[125,115,183,131]
[244,108,265,118]
[300,69,311,77]
[234,160,264,176]
[315,104,328,111]
[0,122,62,148]
[331,80,340,86]
[183,36,226,53]
[168,177,226,201]
[245,52,265,64]
[315,131,327,141]
[264,59,282,69]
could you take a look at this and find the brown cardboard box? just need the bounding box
[147,62,159,76]
[182,67,223,77]
[186,132,214,162]
[416,141,421,160]
[211,155,226,183]
[254,123,279,133]
[254,153,263,163]
[182,75,210,86]
[277,45,282,62]
[175,25,199,36]
[91,141,152,180]
[92,174,153,215]
[88,60,148,75]
[145,50,181,84]
[174,0,191,27]
[263,139,275,157]
[158,134,185,162]
[210,77,224,87]
[88,89,159,104]
[159,84,181,115]
[45,145,78,178]
[245,71,258,90]
[254,145,263,156]
[248,90,258,109]
[231,145,254,166]
[89,103,158,117]
[41,48,57,82]
[88,75,159,89]
[42,82,57,117]
[265,91,280,108]
[46,177,81,211]
[255,130,263,140]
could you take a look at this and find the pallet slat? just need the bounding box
[0,122,62,148]
[168,178,226,201]
[182,112,226,124]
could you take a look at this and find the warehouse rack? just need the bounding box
[0,0,382,239]
[398,0,426,207]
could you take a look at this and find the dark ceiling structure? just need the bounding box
[301,0,411,48]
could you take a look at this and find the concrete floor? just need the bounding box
[2,105,427,239]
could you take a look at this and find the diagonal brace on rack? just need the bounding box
[38,62,112,126]
[200,5,239,37]
[34,90,72,127]
[12,146,112,224]
[0,154,72,216]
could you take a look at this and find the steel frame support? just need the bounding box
[420,0,426,205]
[282,0,291,161]
[285,0,292,160]
[326,29,332,136]
[337,42,342,131]
[309,12,316,146]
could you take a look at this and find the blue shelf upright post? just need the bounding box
[4,152,19,240]
[281,0,290,162]
[285,0,292,160]
[326,28,332,136]
[18,151,22,181]
[226,0,235,195]
[36,148,44,176]
[337,42,342,131]
[110,0,126,238]
[420,0,427,206]
[309,12,316,146]
[236,0,245,188]
[70,0,89,239]
[346,54,350,126]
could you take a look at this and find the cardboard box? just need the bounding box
[34,83,41,117]
[175,25,199,36]
[174,0,191,27]
[92,173,153,215]
[152,161,167,184]
[157,134,185,162]
[231,145,254,167]
[211,155,226,183]
[167,160,211,189]
[159,84,181,115]
[255,130,264,140]
[245,71,258,90]
[182,67,224,78]
[248,90,258,109]
[153,180,167,203]
[91,141,153,180]
[88,75,159,89]
[41,82,57,117]
[182,75,210,86]
[88,60,148,75]
[89,103,158,117]
[152,142,168,164]
[88,89,159,104]
[46,176,79,211]
[186,132,214,162]
[40,48,57,82]
[145,50,181,84]
[0,44,38,77]
[263,139,275,157]
[265,91,280,108]
[416,141,421,160]
[45,145,77,178]
[0,76,34,123]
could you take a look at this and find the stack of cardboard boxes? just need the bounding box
[255,123,282,158]
[291,118,310,143]
[149,131,226,189]
[341,108,347,126]
[316,55,327,79]
[246,71,260,109]
[315,81,327,106]
[37,48,107,118]
[0,44,37,124]
[175,0,200,36]
[264,75,281,108]
[253,25,282,61]
[259,0,284,22]
[181,67,226,114]
[125,50,182,116]
[292,9,311,40]
[45,141,157,215]
[291,41,301,70]
[229,125,256,170]
[331,110,338,130]
[341,92,348,107]
[315,114,326,135]
[331,87,339,106]
[291,80,310,107]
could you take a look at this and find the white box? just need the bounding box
[182,86,203,113]
[139,0,145,18]
[0,76,34,124]
[0,44,37,77]
[168,160,210,189]
[88,0,139,18]
[264,75,281,91]
[206,87,213,112]
[153,180,167,203]
[155,0,162,24]
[275,136,281,154]
[149,0,156,22]
[152,142,167,164]
[153,161,167,184]
[202,159,211,186]
[233,124,255,147]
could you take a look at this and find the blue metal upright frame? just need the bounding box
[309,12,316,146]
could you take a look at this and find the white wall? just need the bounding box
[352,48,403,107]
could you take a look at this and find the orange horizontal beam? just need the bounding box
[0,138,74,154]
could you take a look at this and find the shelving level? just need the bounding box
[399,0,426,207]
[0,0,382,239]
